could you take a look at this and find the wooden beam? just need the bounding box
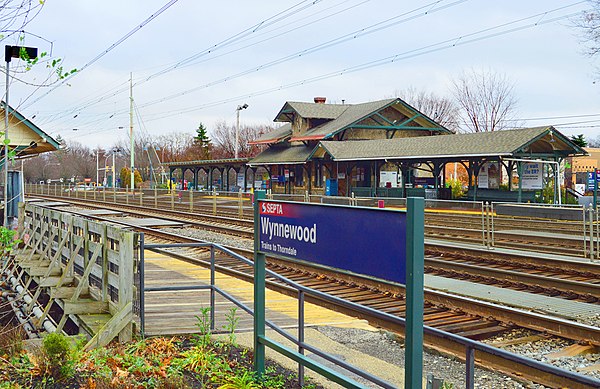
[83,302,132,351]
[63,300,109,315]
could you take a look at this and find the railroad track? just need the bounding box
[29,195,600,305]
[26,199,600,387]
[30,193,591,258]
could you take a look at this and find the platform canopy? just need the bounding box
[1,102,60,159]
[310,126,586,162]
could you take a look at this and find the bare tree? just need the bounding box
[395,87,460,132]
[452,69,519,132]
[210,121,270,159]
[575,3,600,57]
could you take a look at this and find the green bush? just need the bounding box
[42,332,73,379]
[445,178,464,199]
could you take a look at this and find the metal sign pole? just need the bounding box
[253,190,266,376]
[405,196,424,389]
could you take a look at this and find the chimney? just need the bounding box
[314,96,326,104]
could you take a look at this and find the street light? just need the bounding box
[4,45,37,226]
[235,103,248,159]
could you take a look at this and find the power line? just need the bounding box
[22,0,180,109]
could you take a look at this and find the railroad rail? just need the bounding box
[25,200,600,388]
[27,195,600,306]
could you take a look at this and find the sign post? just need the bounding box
[405,197,424,389]
[253,190,266,375]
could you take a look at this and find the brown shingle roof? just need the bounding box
[249,145,313,165]
[315,127,586,161]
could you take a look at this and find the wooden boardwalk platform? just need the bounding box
[143,251,374,336]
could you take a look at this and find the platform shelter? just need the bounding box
[248,98,585,202]
[1,102,60,164]
[166,97,586,202]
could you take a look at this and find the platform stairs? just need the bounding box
[0,202,139,349]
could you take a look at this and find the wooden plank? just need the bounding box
[17,260,50,268]
[117,231,134,343]
[28,266,62,277]
[78,313,112,336]
[40,276,74,287]
[63,300,108,315]
[84,302,132,350]
[51,286,88,299]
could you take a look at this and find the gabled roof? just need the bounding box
[249,145,312,165]
[1,102,60,156]
[274,102,348,122]
[250,123,292,145]
[291,98,451,142]
[312,127,586,161]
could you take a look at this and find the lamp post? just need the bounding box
[235,103,248,159]
[4,45,37,226]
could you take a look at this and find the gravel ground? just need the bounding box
[316,326,548,389]
[161,226,600,387]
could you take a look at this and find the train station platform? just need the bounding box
[425,274,600,324]
[144,250,408,388]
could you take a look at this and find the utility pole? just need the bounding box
[129,73,134,191]
[3,54,9,227]
[235,103,248,159]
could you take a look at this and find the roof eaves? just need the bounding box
[330,152,513,162]
[2,102,60,150]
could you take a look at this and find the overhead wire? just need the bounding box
[132,4,587,122]
[53,0,471,132]
[21,0,181,110]
[35,0,332,128]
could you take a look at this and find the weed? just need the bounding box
[0,325,25,357]
[194,306,212,348]
[218,370,260,389]
[441,382,454,389]
[223,307,239,347]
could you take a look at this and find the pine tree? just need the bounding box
[194,122,212,160]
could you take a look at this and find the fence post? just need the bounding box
[210,245,215,331]
[298,290,305,387]
[238,189,243,218]
[490,202,495,247]
[253,190,266,376]
[588,206,595,259]
[189,190,194,213]
[139,233,145,338]
[581,206,587,258]
[213,188,217,215]
[170,188,174,210]
[466,346,475,389]
[154,187,158,208]
[113,187,116,203]
[103,187,106,202]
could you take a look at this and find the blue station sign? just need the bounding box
[258,200,407,284]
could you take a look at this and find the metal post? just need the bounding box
[213,188,217,215]
[583,207,587,258]
[170,188,174,210]
[154,187,157,208]
[3,59,9,227]
[239,189,243,218]
[189,189,194,212]
[490,202,495,247]
[589,206,594,260]
[103,186,105,202]
[139,232,145,338]
[595,171,598,211]
[139,190,143,206]
[405,196,424,389]
[298,290,305,387]
[466,346,475,389]
[210,245,215,331]
[253,190,266,376]
[486,202,491,249]
[481,202,485,246]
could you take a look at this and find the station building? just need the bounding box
[167,97,586,202]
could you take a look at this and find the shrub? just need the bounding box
[42,332,73,379]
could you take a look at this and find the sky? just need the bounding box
[3,0,600,150]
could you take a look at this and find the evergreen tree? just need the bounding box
[570,134,588,148]
[194,122,212,160]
